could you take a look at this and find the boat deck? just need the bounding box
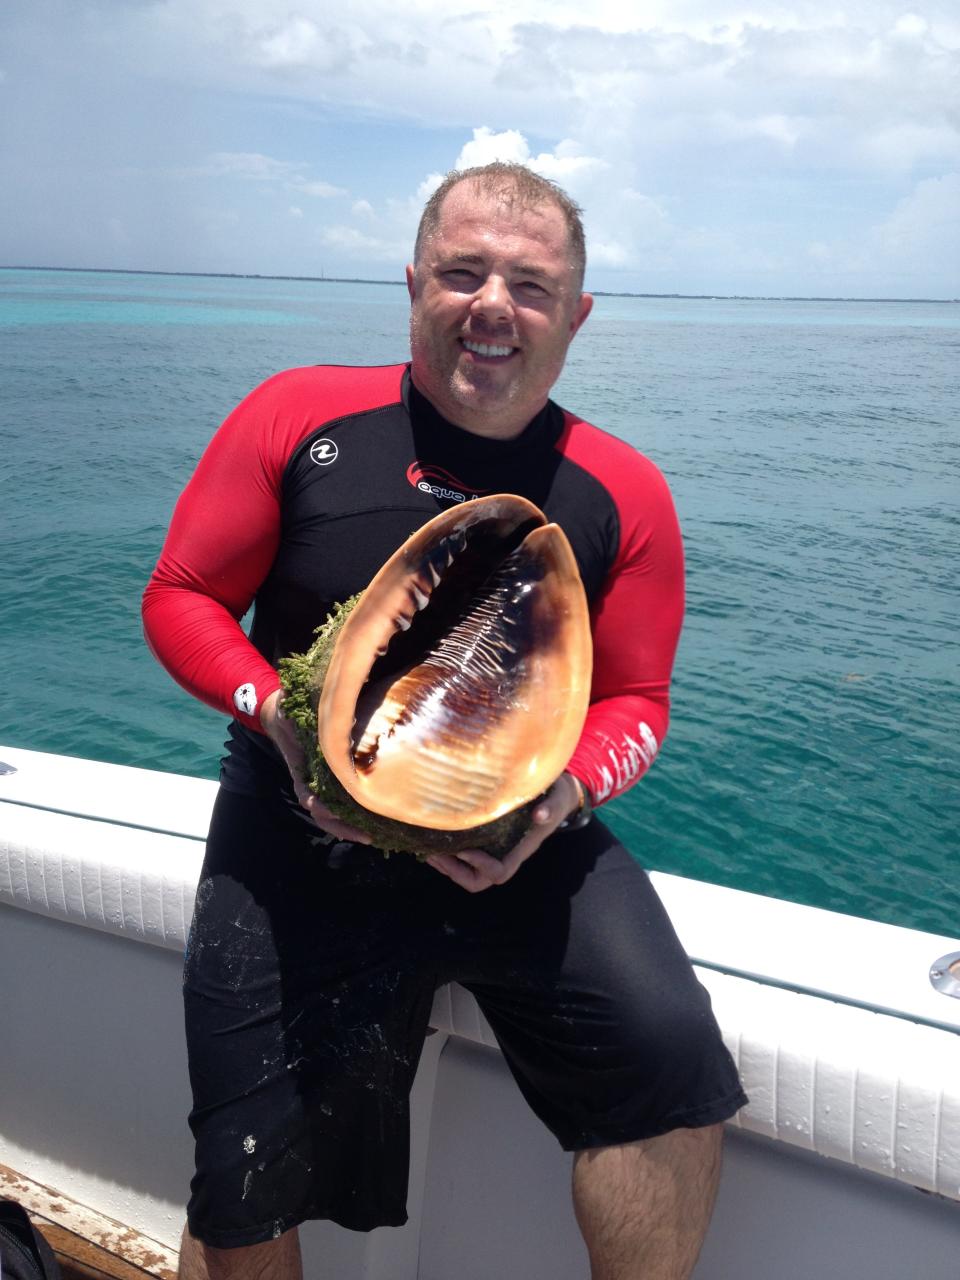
[36,1217,168,1280]
[1,1165,175,1280]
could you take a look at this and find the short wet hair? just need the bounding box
[414,162,586,291]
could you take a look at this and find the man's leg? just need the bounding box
[572,1124,724,1280]
[178,1225,302,1280]
[182,794,433,1257]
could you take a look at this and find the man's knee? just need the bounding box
[574,1123,723,1194]
[572,1127,724,1279]
[572,1128,724,1234]
[178,1224,302,1280]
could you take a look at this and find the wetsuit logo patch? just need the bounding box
[233,683,258,716]
[310,438,339,466]
[406,460,486,505]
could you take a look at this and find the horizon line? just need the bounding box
[1,263,957,306]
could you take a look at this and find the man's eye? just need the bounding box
[445,268,478,282]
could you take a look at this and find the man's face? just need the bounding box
[406,182,593,439]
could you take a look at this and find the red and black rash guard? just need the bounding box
[143,364,684,809]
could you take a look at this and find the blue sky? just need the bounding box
[1,0,958,297]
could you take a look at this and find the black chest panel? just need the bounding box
[249,378,620,666]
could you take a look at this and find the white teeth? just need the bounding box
[411,584,429,610]
[395,615,411,632]
[427,562,442,587]
[463,339,514,358]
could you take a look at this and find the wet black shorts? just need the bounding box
[183,787,747,1247]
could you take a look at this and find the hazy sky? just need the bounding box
[2,0,958,297]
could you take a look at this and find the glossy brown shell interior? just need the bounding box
[316,494,592,831]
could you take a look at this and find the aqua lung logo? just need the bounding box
[233,683,258,716]
[406,461,486,505]
[310,438,339,466]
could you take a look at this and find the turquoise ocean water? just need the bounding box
[1,267,957,936]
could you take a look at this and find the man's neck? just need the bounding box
[408,371,546,442]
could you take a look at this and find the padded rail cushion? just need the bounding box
[707,970,960,1199]
[1,802,201,949]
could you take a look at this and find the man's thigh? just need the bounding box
[451,820,748,1149]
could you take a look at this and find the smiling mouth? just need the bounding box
[461,338,517,359]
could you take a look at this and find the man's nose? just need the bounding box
[471,274,513,323]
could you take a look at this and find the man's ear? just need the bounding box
[405,264,417,302]
[570,292,594,338]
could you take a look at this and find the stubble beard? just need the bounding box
[410,314,522,425]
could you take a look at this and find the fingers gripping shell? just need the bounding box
[316,495,592,843]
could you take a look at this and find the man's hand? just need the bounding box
[259,689,372,844]
[425,773,583,893]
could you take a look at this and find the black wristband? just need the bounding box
[558,778,592,832]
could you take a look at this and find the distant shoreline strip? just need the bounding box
[0,264,956,305]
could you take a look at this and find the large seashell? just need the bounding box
[282,494,592,855]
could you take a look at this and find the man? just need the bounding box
[143,162,746,1280]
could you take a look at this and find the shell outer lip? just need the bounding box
[312,493,592,845]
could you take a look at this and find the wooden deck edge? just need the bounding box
[0,1164,178,1279]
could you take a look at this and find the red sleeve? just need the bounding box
[141,364,404,733]
[559,417,685,806]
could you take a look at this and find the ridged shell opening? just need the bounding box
[316,496,591,832]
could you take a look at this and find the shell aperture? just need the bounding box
[315,494,592,837]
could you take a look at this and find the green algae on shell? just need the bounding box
[278,495,592,857]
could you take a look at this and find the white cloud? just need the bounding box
[257,17,322,67]
[893,13,929,38]
[298,115,958,294]
[449,128,608,186]
[319,223,408,263]
[732,113,806,148]
[108,2,957,196]
[113,3,958,124]
[6,0,958,292]
[294,179,347,198]
[865,124,960,172]
[416,173,445,203]
[326,129,612,270]
[800,172,960,294]
[178,152,347,197]
[203,152,300,181]
[455,127,529,168]
[875,171,960,259]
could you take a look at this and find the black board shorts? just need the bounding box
[183,787,747,1247]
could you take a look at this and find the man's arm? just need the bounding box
[142,384,288,732]
[142,375,371,841]
[143,365,406,730]
[565,449,685,806]
[427,443,684,892]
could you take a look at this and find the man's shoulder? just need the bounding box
[552,409,682,569]
[249,362,407,414]
[553,407,671,497]
[213,363,410,480]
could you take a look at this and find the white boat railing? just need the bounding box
[2,744,959,1279]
